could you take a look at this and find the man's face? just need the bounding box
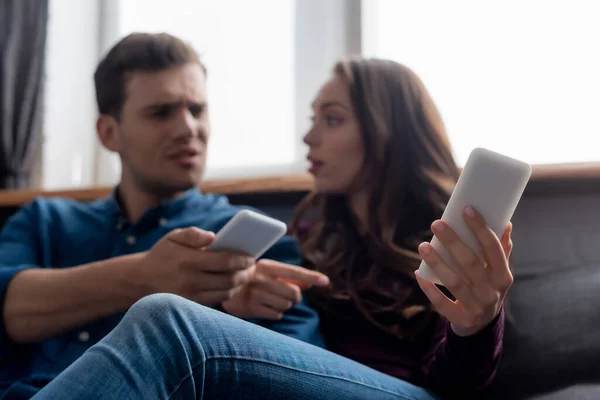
[101,63,209,195]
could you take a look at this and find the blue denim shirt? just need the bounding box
[0,188,324,398]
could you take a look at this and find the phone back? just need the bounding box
[418,147,532,283]
[209,210,288,259]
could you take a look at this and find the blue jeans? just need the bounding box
[32,294,440,400]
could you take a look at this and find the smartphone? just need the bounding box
[417,147,532,284]
[208,209,288,259]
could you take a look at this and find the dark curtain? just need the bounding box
[0,0,48,189]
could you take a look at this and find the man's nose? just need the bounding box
[171,107,208,143]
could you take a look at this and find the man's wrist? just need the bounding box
[118,252,152,302]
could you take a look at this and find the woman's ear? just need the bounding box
[96,115,120,153]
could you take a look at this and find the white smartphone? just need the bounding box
[417,147,532,284]
[208,209,288,259]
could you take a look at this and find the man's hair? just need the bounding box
[94,32,206,118]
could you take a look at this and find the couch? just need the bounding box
[1,169,600,399]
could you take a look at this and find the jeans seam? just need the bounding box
[168,358,204,400]
[169,354,421,400]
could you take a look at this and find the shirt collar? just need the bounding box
[108,186,204,223]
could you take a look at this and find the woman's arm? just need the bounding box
[418,308,504,398]
[414,207,514,397]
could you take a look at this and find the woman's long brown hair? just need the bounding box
[291,58,460,340]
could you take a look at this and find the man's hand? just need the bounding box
[132,227,255,306]
[221,259,330,320]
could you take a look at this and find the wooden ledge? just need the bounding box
[0,163,599,208]
[0,174,315,207]
[202,173,313,194]
[525,162,600,196]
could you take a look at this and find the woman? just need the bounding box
[289,57,511,394]
[32,58,512,399]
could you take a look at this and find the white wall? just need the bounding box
[43,0,100,190]
[364,0,600,167]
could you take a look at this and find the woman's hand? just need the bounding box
[415,206,514,337]
[222,259,329,320]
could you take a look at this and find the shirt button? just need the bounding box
[78,331,90,343]
[159,218,168,226]
[116,217,127,231]
[126,235,136,245]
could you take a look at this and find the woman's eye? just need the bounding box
[309,115,343,126]
[325,116,343,126]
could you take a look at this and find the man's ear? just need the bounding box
[96,114,121,153]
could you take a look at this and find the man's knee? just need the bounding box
[124,293,204,328]
[129,292,183,314]
[117,293,233,348]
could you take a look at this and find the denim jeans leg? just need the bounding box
[33,294,440,400]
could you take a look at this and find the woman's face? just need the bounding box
[304,74,365,195]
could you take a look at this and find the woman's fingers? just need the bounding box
[415,270,463,322]
[429,220,487,287]
[418,242,484,316]
[462,207,514,291]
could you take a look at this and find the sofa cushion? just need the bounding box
[485,264,600,398]
[526,385,600,400]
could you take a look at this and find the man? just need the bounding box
[0,33,327,399]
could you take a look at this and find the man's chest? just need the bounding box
[42,211,234,268]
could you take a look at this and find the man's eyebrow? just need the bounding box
[141,100,207,112]
[142,101,177,112]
